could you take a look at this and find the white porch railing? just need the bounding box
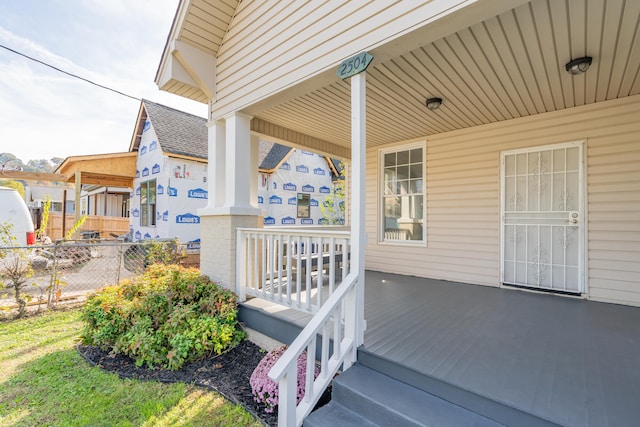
[236,228,351,313]
[268,272,358,427]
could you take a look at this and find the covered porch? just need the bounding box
[241,269,640,427]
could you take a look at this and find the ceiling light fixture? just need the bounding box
[565,57,592,75]
[426,97,442,111]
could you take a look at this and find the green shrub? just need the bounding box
[81,264,245,370]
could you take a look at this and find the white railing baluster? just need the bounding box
[305,336,316,404]
[286,234,292,305]
[317,237,323,309]
[236,228,350,315]
[277,236,283,300]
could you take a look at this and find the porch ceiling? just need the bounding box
[254,0,640,150]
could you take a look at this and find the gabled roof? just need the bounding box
[129,99,207,161]
[259,141,293,172]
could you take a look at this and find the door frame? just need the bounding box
[499,140,587,296]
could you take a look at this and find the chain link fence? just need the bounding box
[0,240,199,311]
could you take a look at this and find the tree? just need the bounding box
[0,222,35,317]
[320,161,346,225]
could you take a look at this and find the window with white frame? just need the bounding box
[140,179,156,227]
[380,143,425,242]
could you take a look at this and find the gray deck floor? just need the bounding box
[244,270,640,427]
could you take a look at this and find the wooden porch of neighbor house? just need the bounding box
[240,269,640,427]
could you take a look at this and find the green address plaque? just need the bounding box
[336,52,373,80]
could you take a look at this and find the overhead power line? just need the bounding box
[0,43,141,101]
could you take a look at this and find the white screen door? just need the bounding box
[501,142,584,293]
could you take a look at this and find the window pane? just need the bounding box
[384,153,396,167]
[384,167,396,182]
[384,196,400,218]
[410,148,423,163]
[397,165,409,180]
[385,180,397,195]
[396,150,410,165]
[410,179,423,193]
[410,163,422,179]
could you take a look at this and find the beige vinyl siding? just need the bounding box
[211,0,509,119]
[365,95,640,306]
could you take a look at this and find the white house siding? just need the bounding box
[130,120,208,244]
[212,0,498,119]
[365,95,640,306]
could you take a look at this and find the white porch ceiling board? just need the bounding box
[366,64,439,136]
[247,0,640,150]
[609,0,640,98]
[409,46,490,127]
[179,0,239,56]
[444,31,513,121]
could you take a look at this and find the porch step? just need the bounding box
[358,350,561,427]
[304,364,504,427]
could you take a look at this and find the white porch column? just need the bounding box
[224,112,254,209]
[199,111,261,292]
[250,134,260,208]
[207,119,225,208]
[351,72,366,347]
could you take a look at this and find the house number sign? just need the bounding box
[336,52,373,79]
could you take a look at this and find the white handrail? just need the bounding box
[268,272,358,427]
[236,228,351,314]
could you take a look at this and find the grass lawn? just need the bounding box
[0,308,262,427]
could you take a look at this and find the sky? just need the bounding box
[0,0,208,164]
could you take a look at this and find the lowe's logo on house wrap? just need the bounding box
[318,218,329,225]
[143,121,151,132]
[152,163,160,174]
[135,231,142,240]
[314,167,326,176]
[150,140,158,151]
[258,195,264,204]
[269,195,282,205]
[157,184,164,195]
[168,187,178,197]
[162,211,168,221]
[296,165,309,173]
[263,216,276,225]
[187,239,201,250]
[319,186,331,194]
[142,167,149,177]
[156,212,161,221]
[280,162,291,170]
[136,186,141,195]
[302,184,314,193]
[144,233,151,239]
[136,170,140,178]
[188,188,208,199]
[283,183,297,191]
[176,213,200,224]
[301,150,314,155]
[288,197,296,205]
[140,146,147,155]
[301,218,314,225]
[132,208,140,217]
[282,216,296,225]
[310,199,319,207]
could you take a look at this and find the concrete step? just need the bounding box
[305,364,504,427]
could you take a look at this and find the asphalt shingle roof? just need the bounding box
[142,99,207,159]
[259,142,292,170]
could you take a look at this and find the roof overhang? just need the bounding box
[54,152,137,187]
[155,0,233,103]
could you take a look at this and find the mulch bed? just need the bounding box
[77,340,331,426]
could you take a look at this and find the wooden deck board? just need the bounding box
[243,270,640,426]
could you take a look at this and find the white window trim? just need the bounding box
[378,141,426,246]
